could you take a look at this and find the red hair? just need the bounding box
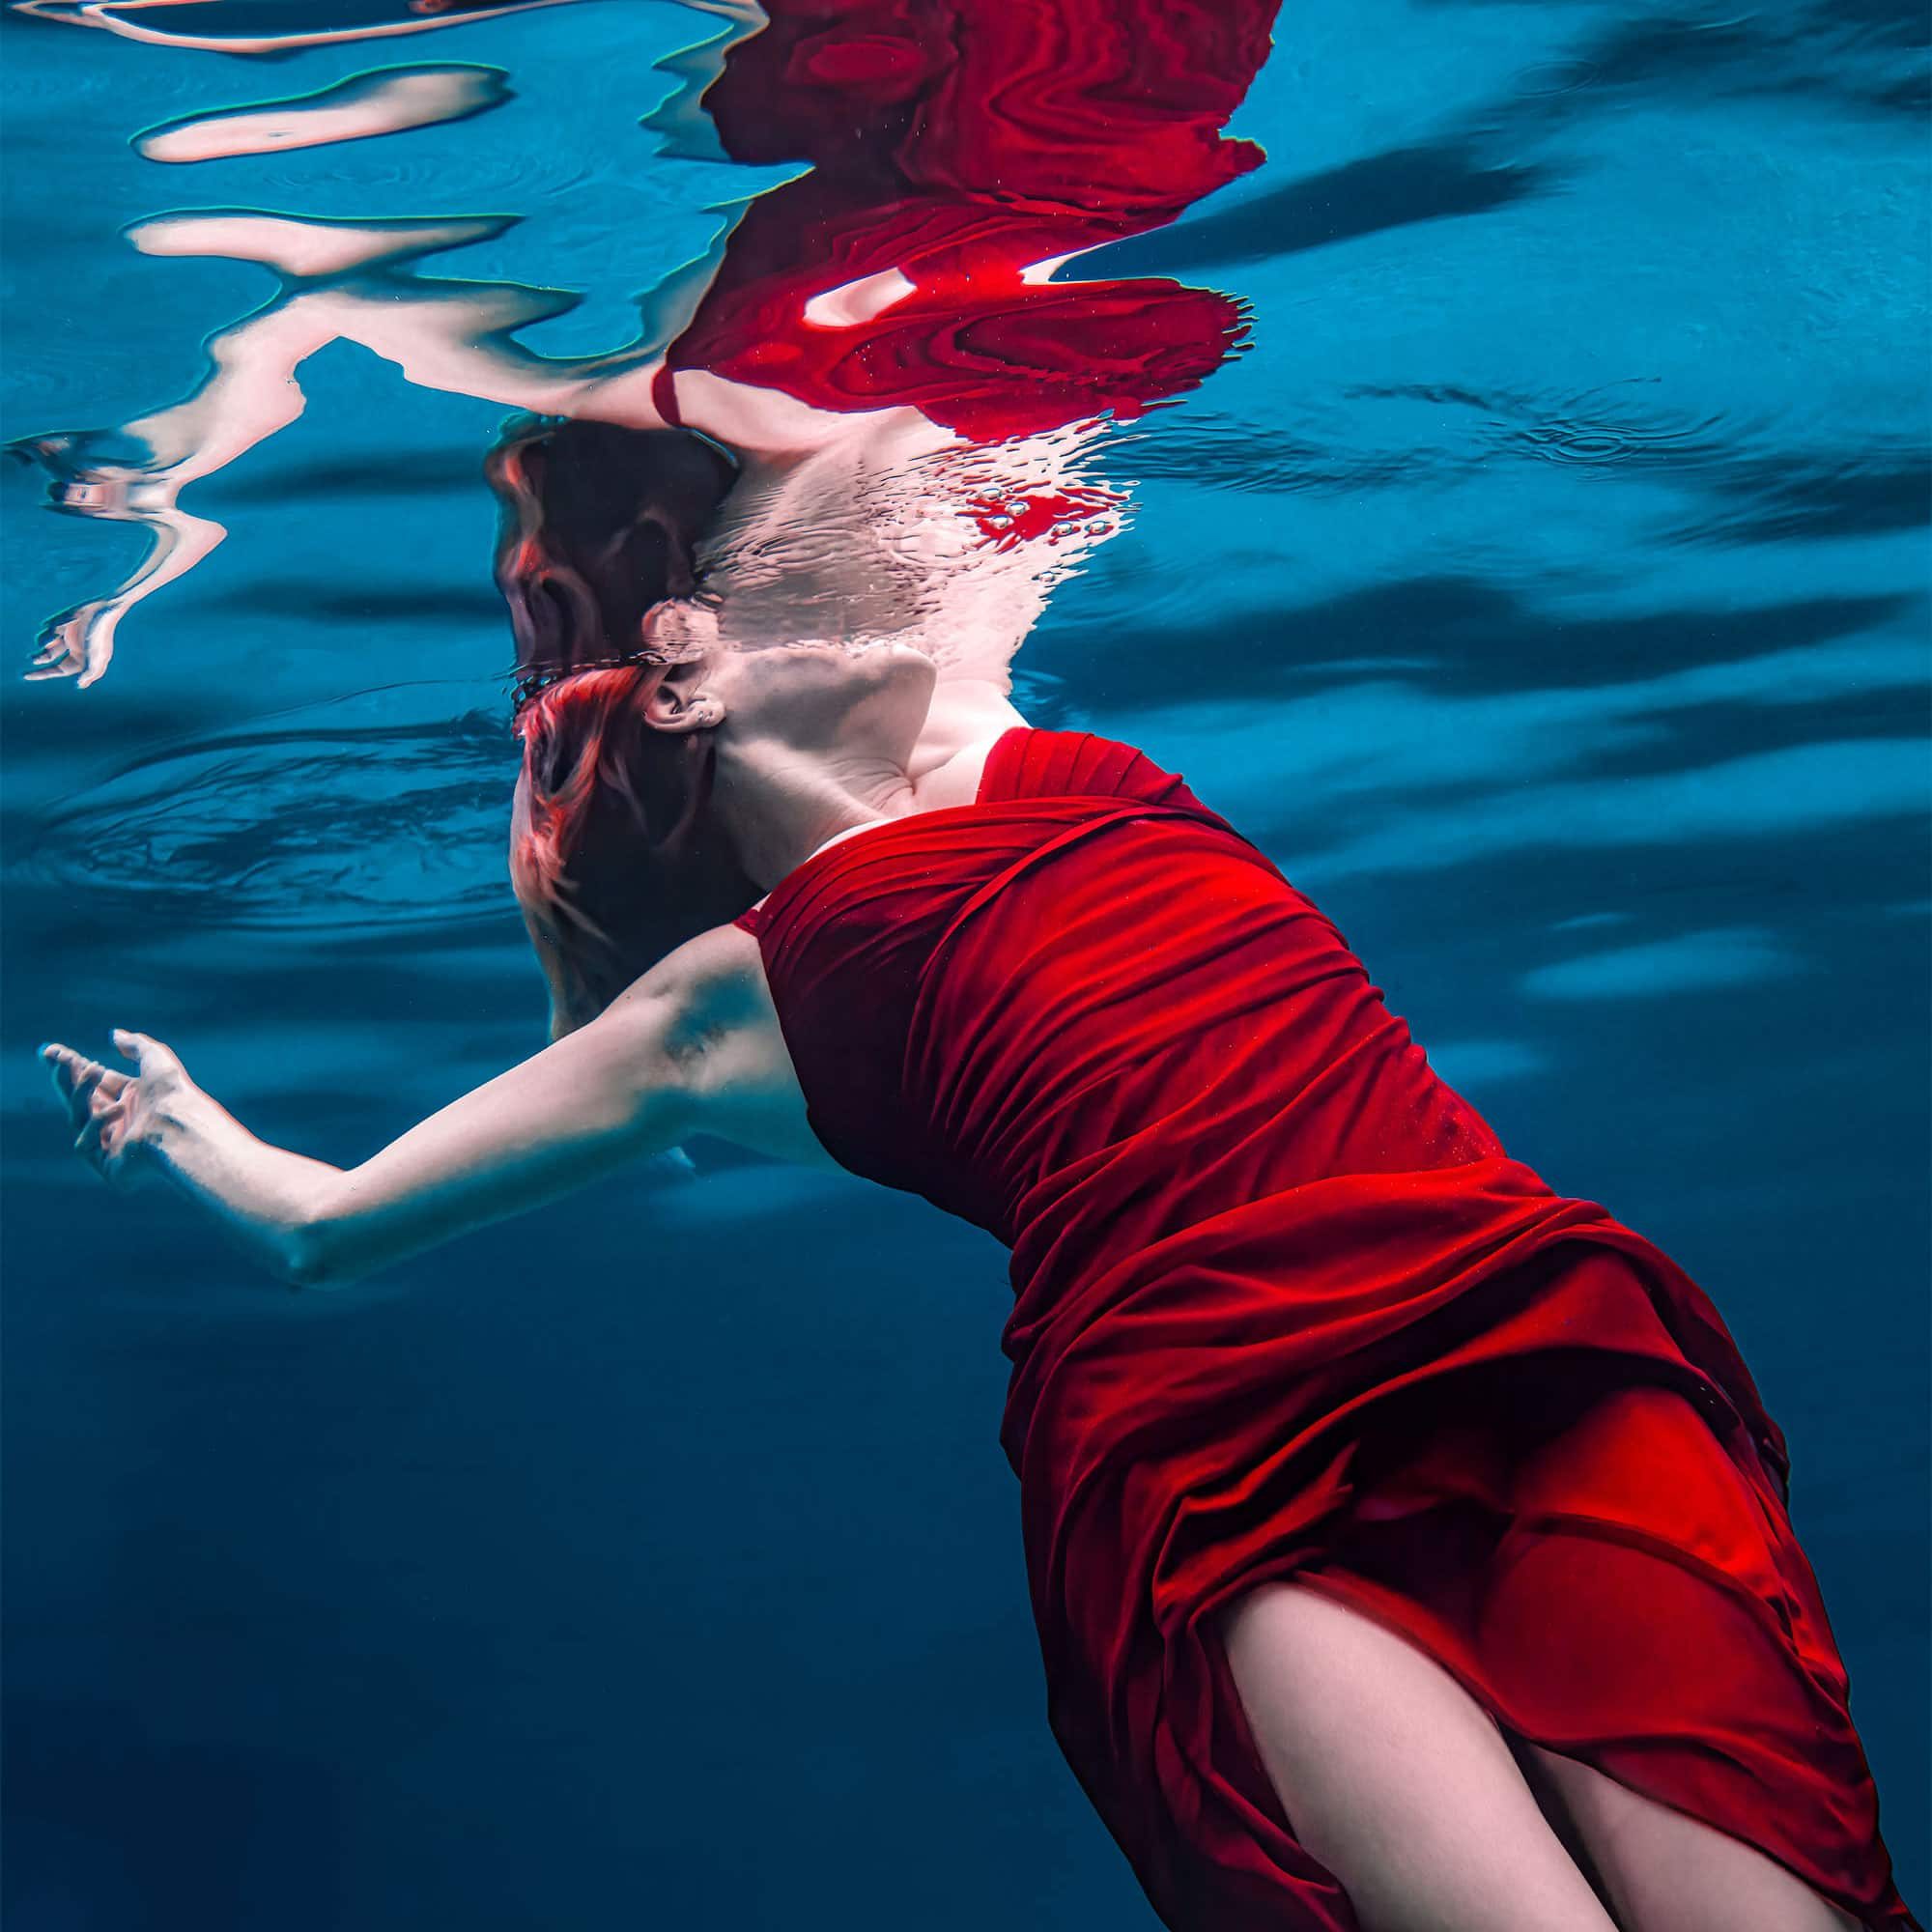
[487,416,755,1024]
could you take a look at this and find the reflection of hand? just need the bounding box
[41,1032,196,1192]
[11,430,156,683]
[26,600,125,687]
[10,431,222,688]
[8,429,165,499]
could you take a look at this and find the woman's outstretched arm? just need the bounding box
[40,925,814,1292]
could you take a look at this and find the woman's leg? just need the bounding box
[1219,1579,1618,1932]
[1510,1740,1866,1932]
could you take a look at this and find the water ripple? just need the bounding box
[1112,381,1737,495]
[14,686,519,933]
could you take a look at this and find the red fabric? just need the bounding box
[736,727,1918,1932]
[660,0,1275,440]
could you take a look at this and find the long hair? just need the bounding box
[487,416,756,1025]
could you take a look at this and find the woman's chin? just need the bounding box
[874,639,940,696]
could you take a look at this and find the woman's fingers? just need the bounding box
[42,1041,93,1099]
[46,1031,180,1180]
[73,1091,128,1165]
[43,1039,134,1143]
[112,1028,182,1077]
[44,1046,121,1094]
[43,1043,109,1122]
[70,1085,139,1179]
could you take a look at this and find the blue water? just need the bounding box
[2,3,1926,1926]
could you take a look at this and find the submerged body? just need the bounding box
[50,718,1915,1931]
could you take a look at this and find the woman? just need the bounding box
[42,430,1918,1932]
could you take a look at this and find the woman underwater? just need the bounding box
[42,416,1918,1932]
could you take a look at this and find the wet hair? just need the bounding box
[487,415,756,1025]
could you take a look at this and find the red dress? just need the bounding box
[736,726,1917,1932]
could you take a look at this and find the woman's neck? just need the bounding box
[713,740,920,892]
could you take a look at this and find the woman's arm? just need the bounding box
[42,924,812,1291]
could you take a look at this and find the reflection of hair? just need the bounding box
[486,416,756,1023]
[488,414,738,701]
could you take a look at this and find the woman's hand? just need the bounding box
[41,1030,194,1190]
[42,1029,345,1285]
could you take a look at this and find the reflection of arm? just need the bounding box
[119,282,646,486]
[22,268,665,684]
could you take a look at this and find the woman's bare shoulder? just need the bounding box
[910,679,1028,809]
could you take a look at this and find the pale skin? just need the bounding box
[42,644,1866,1932]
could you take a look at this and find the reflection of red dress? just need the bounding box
[737,727,1917,1932]
[658,0,1276,440]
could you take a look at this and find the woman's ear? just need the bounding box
[642,658,724,734]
